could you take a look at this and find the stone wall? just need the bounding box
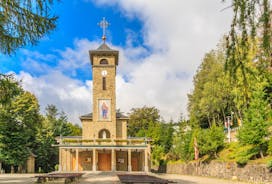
[167,161,272,183]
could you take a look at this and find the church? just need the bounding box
[56,18,151,172]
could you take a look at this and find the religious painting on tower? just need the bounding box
[98,99,111,121]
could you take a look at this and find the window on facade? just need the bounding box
[102,77,106,90]
[100,59,108,65]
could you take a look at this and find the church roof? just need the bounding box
[97,43,113,51]
[80,112,129,120]
[89,43,119,65]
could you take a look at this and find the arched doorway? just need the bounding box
[98,129,111,171]
[98,129,110,139]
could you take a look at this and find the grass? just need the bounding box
[248,155,272,164]
[169,142,272,167]
[217,142,239,162]
[216,142,272,166]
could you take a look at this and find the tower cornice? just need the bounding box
[89,46,119,65]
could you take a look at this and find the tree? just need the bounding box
[237,81,272,158]
[142,121,174,166]
[128,106,174,166]
[171,122,194,161]
[0,86,40,172]
[66,123,82,136]
[34,104,82,172]
[44,104,74,137]
[197,123,225,158]
[0,0,58,55]
[224,0,271,92]
[128,106,160,137]
[0,74,22,105]
[188,48,233,128]
[34,117,58,173]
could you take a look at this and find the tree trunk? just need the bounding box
[222,110,226,123]
[260,149,264,158]
[214,152,218,158]
[207,114,211,128]
[18,165,22,173]
[11,165,14,174]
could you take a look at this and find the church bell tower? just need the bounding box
[88,18,119,139]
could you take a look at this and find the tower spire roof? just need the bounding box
[89,17,119,65]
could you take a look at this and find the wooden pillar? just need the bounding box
[111,149,116,171]
[144,149,148,172]
[59,148,62,172]
[75,149,79,172]
[92,148,96,171]
[128,149,132,172]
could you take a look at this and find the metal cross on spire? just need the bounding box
[98,17,109,42]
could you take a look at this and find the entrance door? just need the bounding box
[98,153,111,171]
[131,157,139,171]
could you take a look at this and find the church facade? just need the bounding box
[56,41,151,172]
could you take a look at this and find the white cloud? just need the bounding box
[15,0,233,124]
[96,0,233,120]
[17,71,92,125]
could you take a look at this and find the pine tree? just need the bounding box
[0,0,58,54]
[237,82,272,158]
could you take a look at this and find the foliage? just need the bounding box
[128,106,174,166]
[34,104,82,172]
[43,104,81,137]
[171,119,194,162]
[34,123,58,173]
[0,74,23,105]
[197,123,225,158]
[266,160,272,170]
[0,75,81,173]
[237,81,272,158]
[235,145,259,166]
[217,142,258,166]
[188,47,233,128]
[218,142,239,161]
[152,145,165,166]
[176,0,272,164]
[66,123,82,136]
[172,130,194,161]
[268,137,272,155]
[224,0,271,80]
[0,76,40,167]
[128,106,160,137]
[142,122,174,166]
[0,0,58,54]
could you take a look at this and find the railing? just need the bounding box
[57,137,150,146]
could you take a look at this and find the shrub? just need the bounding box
[266,160,272,171]
[234,145,259,166]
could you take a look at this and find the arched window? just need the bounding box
[100,59,108,65]
[98,129,110,139]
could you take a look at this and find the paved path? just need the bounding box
[0,172,258,184]
[0,174,36,184]
[80,172,252,184]
[157,174,251,184]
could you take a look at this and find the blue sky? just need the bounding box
[1,1,145,80]
[0,1,233,124]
